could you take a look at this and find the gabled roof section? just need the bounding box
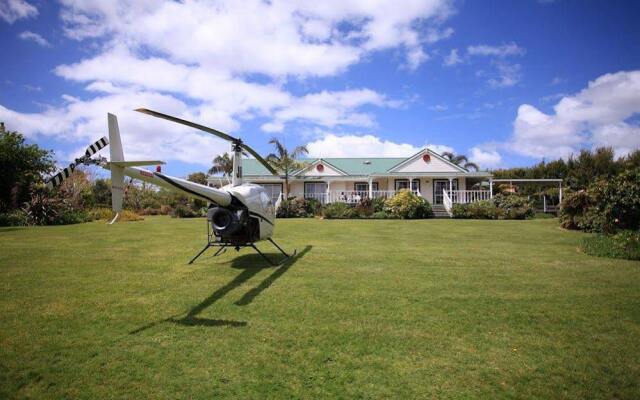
[386,148,467,173]
[292,158,348,176]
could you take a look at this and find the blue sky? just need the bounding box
[1,0,639,177]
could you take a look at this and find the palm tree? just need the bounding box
[208,152,233,176]
[441,151,479,171]
[266,138,308,198]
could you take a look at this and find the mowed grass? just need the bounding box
[1,217,639,399]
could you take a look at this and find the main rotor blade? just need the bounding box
[240,143,278,176]
[46,163,76,189]
[85,136,109,157]
[135,108,240,143]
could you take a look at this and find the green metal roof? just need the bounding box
[242,157,407,176]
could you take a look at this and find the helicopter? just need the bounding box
[46,109,295,265]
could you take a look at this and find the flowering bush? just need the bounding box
[383,190,432,219]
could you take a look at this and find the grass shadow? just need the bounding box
[129,244,311,333]
[234,245,312,306]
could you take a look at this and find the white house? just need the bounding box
[208,148,494,216]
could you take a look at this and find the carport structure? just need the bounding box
[491,178,564,213]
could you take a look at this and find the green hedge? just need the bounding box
[452,194,534,220]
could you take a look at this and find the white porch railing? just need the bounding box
[442,189,452,216]
[293,190,414,204]
[447,190,491,204]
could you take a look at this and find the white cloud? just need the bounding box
[266,89,396,132]
[465,43,524,88]
[0,0,37,23]
[469,146,502,168]
[467,42,525,58]
[0,90,230,166]
[404,47,429,71]
[307,133,422,157]
[426,143,454,155]
[488,62,522,88]
[511,70,640,158]
[18,30,50,47]
[58,0,454,78]
[443,48,462,66]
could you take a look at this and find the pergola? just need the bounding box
[491,178,563,212]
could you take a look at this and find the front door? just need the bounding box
[433,179,458,204]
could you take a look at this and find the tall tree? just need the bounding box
[0,123,55,210]
[266,138,308,198]
[441,151,479,171]
[208,152,233,176]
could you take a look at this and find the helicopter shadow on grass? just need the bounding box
[129,245,311,334]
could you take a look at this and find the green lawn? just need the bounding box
[1,217,639,399]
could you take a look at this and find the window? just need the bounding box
[395,179,420,191]
[259,183,283,203]
[354,182,379,192]
[304,182,328,203]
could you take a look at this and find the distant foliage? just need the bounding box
[581,230,640,261]
[452,194,534,220]
[383,190,432,219]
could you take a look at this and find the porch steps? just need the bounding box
[432,205,451,218]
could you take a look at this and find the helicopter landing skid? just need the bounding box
[188,238,295,266]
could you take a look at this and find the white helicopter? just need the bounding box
[47,109,295,265]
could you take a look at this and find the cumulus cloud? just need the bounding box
[469,146,502,168]
[0,0,37,23]
[0,91,230,166]
[58,0,454,78]
[0,0,459,165]
[305,133,454,158]
[18,30,50,47]
[307,133,422,157]
[511,70,640,158]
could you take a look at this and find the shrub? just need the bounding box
[493,194,535,220]
[370,211,392,219]
[159,205,173,215]
[354,198,374,218]
[171,204,199,218]
[581,230,640,261]
[0,210,28,226]
[383,190,432,219]
[88,208,115,221]
[277,198,315,218]
[560,168,640,233]
[23,192,61,225]
[304,198,323,217]
[51,208,91,225]
[452,195,533,220]
[119,210,144,222]
[323,202,357,219]
[371,197,386,213]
